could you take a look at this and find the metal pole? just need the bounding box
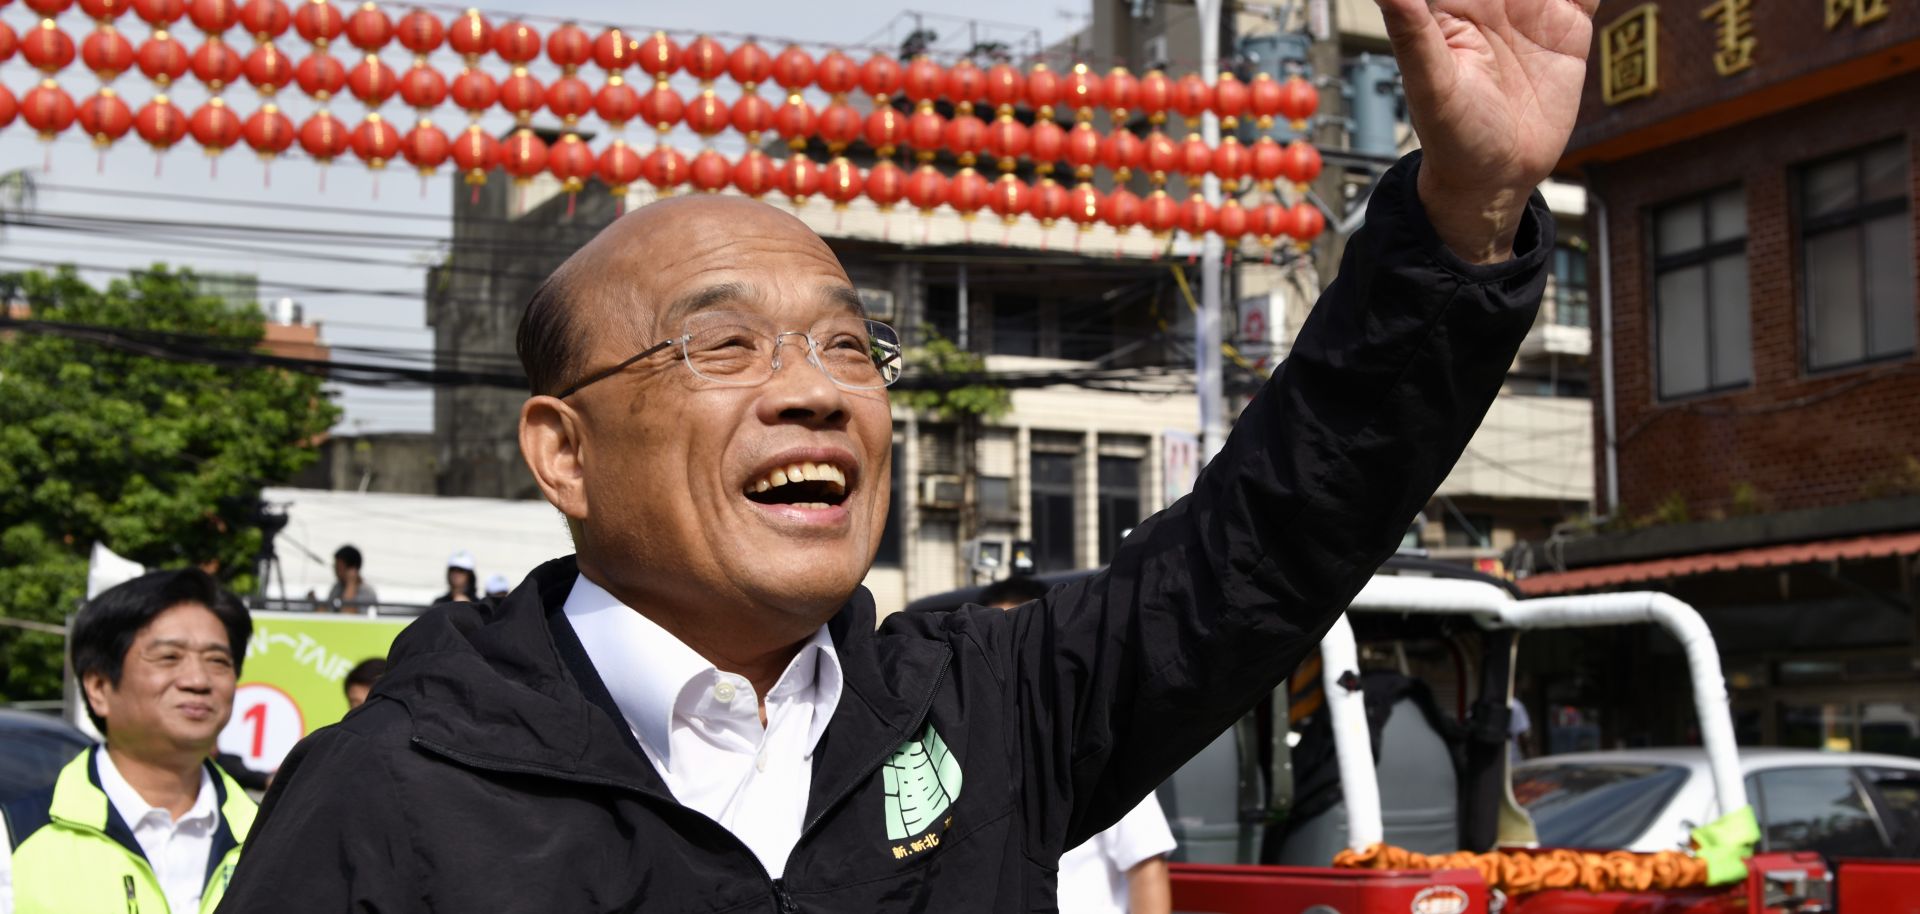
[1196,0,1228,463]
[956,262,970,350]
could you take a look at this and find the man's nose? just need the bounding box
[760,335,851,427]
[176,659,215,692]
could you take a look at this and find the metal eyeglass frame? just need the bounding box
[554,322,903,399]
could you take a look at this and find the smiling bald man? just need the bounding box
[220,0,1600,908]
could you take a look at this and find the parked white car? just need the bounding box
[1514,748,1920,859]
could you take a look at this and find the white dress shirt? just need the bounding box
[1057,793,1177,914]
[96,749,219,914]
[562,574,844,878]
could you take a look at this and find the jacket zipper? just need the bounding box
[123,875,139,914]
[771,877,799,913]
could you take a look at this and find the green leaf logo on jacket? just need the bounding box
[882,723,962,841]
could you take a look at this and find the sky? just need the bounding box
[0,0,1091,433]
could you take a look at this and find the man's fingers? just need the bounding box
[1373,0,1453,95]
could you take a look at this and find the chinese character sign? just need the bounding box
[1826,0,1889,29]
[1602,3,1661,104]
[1700,0,1755,75]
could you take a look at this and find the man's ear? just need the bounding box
[520,396,591,524]
[82,670,112,727]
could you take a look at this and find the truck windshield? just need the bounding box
[1512,763,1690,849]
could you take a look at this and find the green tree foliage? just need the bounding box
[895,332,1011,422]
[0,266,339,700]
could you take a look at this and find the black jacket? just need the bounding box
[217,152,1551,913]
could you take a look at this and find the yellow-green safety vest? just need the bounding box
[3,746,257,914]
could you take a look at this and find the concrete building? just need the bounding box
[1521,1,1920,755]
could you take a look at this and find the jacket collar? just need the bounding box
[47,746,255,879]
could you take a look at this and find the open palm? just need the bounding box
[1379,0,1599,199]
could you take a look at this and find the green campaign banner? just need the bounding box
[215,611,413,772]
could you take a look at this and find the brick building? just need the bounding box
[1514,0,1920,755]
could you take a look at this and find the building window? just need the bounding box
[1096,456,1142,565]
[874,443,904,566]
[922,283,960,345]
[1550,244,1590,328]
[1653,187,1752,399]
[1442,512,1494,549]
[1030,451,1077,573]
[993,293,1041,357]
[1800,140,1914,371]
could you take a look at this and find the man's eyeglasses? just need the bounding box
[556,310,906,399]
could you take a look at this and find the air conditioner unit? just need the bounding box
[856,287,896,322]
[920,474,965,509]
[1144,35,1169,71]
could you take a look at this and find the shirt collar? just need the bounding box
[561,573,844,765]
[95,746,217,828]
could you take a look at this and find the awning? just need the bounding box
[1517,530,1920,596]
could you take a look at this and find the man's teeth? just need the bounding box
[749,462,848,494]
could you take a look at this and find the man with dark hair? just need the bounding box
[223,0,1598,907]
[1,569,257,914]
[342,658,387,711]
[326,544,376,613]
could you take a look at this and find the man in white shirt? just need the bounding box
[0,569,257,914]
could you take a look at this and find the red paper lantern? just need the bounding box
[445,8,490,59]
[134,93,187,147]
[596,138,641,195]
[771,92,816,148]
[134,0,185,27]
[729,91,772,143]
[1067,183,1102,229]
[1102,186,1141,233]
[345,115,400,169]
[1280,139,1321,189]
[1255,201,1287,244]
[946,167,988,218]
[1178,134,1212,187]
[688,147,729,192]
[683,34,725,82]
[637,30,679,79]
[1030,178,1069,227]
[865,158,904,210]
[449,66,496,113]
[20,80,76,138]
[1212,137,1250,191]
[241,102,293,155]
[901,55,940,103]
[1179,196,1214,236]
[863,105,904,158]
[0,86,17,129]
[821,156,863,207]
[816,49,857,97]
[297,108,347,162]
[770,44,813,92]
[398,60,444,109]
[1277,75,1317,130]
[983,114,1027,172]
[1061,63,1101,115]
[859,52,900,102]
[293,49,344,99]
[77,87,132,144]
[1099,128,1142,182]
[82,26,134,80]
[238,0,288,38]
[942,109,985,166]
[394,8,440,54]
[905,101,942,161]
[189,38,241,89]
[944,58,984,111]
[986,173,1028,224]
[81,0,134,20]
[584,75,634,126]
[904,164,946,215]
[776,153,820,203]
[0,22,17,64]
[450,122,496,185]
[1215,198,1250,242]
[1141,129,1176,184]
[818,100,860,153]
[498,127,547,183]
[590,27,632,73]
[493,20,538,64]
[1136,69,1170,124]
[1250,136,1284,190]
[1025,62,1060,117]
[545,22,589,71]
[1104,67,1138,118]
[1171,73,1210,126]
[498,67,543,122]
[1141,189,1178,236]
[1248,72,1282,129]
[188,97,240,152]
[636,79,685,132]
[544,74,591,125]
[640,143,686,191]
[25,0,75,15]
[1213,72,1248,128]
[1063,121,1099,180]
[345,52,395,105]
[683,88,727,136]
[727,40,770,88]
[187,0,238,33]
[547,133,594,193]
[400,118,448,174]
[1028,119,1064,174]
[983,61,1022,111]
[342,1,387,50]
[1289,200,1324,247]
[242,41,291,93]
[731,148,775,197]
[291,0,342,46]
[22,20,76,74]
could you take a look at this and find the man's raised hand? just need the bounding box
[1375,0,1601,263]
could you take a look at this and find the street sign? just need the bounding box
[216,611,412,772]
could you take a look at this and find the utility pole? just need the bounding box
[1195,0,1228,465]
